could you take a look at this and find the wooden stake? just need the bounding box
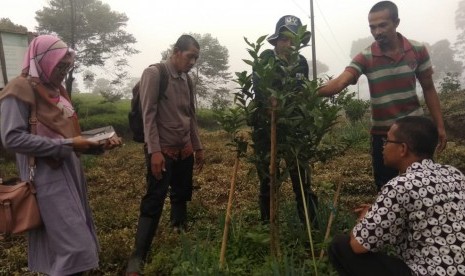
[269,96,281,258]
[319,181,342,260]
[219,153,240,269]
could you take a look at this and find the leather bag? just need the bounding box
[0,90,42,236]
[0,178,42,236]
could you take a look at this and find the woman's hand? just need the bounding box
[72,136,100,152]
[101,135,123,150]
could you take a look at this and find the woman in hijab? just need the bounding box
[0,35,121,275]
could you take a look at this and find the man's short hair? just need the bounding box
[174,34,200,52]
[370,1,398,21]
[393,116,438,159]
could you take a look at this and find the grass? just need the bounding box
[0,127,359,275]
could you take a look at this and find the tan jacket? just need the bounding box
[139,61,202,154]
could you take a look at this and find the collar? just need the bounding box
[405,159,437,173]
[371,33,413,57]
[165,60,187,80]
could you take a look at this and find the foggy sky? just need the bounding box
[1,0,461,98]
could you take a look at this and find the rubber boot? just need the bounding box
[170,201,187,232]
[126,217,158,275]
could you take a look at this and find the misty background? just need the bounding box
[1,0,464,105]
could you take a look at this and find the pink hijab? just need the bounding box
[0,35,80,167]
[21,35,75,83]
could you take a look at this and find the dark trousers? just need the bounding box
[130,149,194,262]
[140,149,194,223]
[257,161,318,224]
[371,135,398,191]
[328,234,412,276]
[252,128,318,224]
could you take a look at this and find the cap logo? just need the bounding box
[285,16,298,26]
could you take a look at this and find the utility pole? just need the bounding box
[310,0,317,80]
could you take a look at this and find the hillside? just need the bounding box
[1,91,464,275]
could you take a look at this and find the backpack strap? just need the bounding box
[150,63,194,112]
[151,63,169,100]
[186,74,196,115]
[153,63,195,112]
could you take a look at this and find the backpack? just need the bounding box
[128,63,195,143]
[128,63,169,143]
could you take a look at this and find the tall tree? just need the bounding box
[35,0,138,95]
[455,0,465,63]
[82,70,95,92]
[427,40,463,82]
[161,33,231,108]
[123,77,139,99]
[92,77,110,94]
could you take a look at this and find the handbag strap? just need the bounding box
[28,87,38,181]
[0,84,38,236]
[2,199,13,235]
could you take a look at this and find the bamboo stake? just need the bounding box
[269,96,281,258]
[296,160,318,276]
[219,153,240,269]
[319,181,342,260]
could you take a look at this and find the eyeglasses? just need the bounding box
[382,137,404,146]
[55,61,74,74]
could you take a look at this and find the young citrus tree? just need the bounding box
[234,29,346,266]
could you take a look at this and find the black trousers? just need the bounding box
[371,135,398,191]
[252,127,318,224]
[328,234,412,276]
[140,148,194,223]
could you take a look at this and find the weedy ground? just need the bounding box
[1,120,464,275]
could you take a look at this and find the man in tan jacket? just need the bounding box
[126,34,204,276]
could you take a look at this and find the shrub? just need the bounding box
[79,113,131,140]
[196,108,221,130]
[100,89,124,103]
[437,142,465,172]
[343,98,370,124]
[439,72,462,94]
[435,90,465,140]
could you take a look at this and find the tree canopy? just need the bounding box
[427,39,463,82]
[0,18,27,33]
[455,0,465,62]
[35,0,138,94]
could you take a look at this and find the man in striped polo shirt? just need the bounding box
[318,1,446,191]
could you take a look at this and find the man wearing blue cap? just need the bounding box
[250,15,318,226]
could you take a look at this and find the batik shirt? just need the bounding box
[353,159,465,276]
